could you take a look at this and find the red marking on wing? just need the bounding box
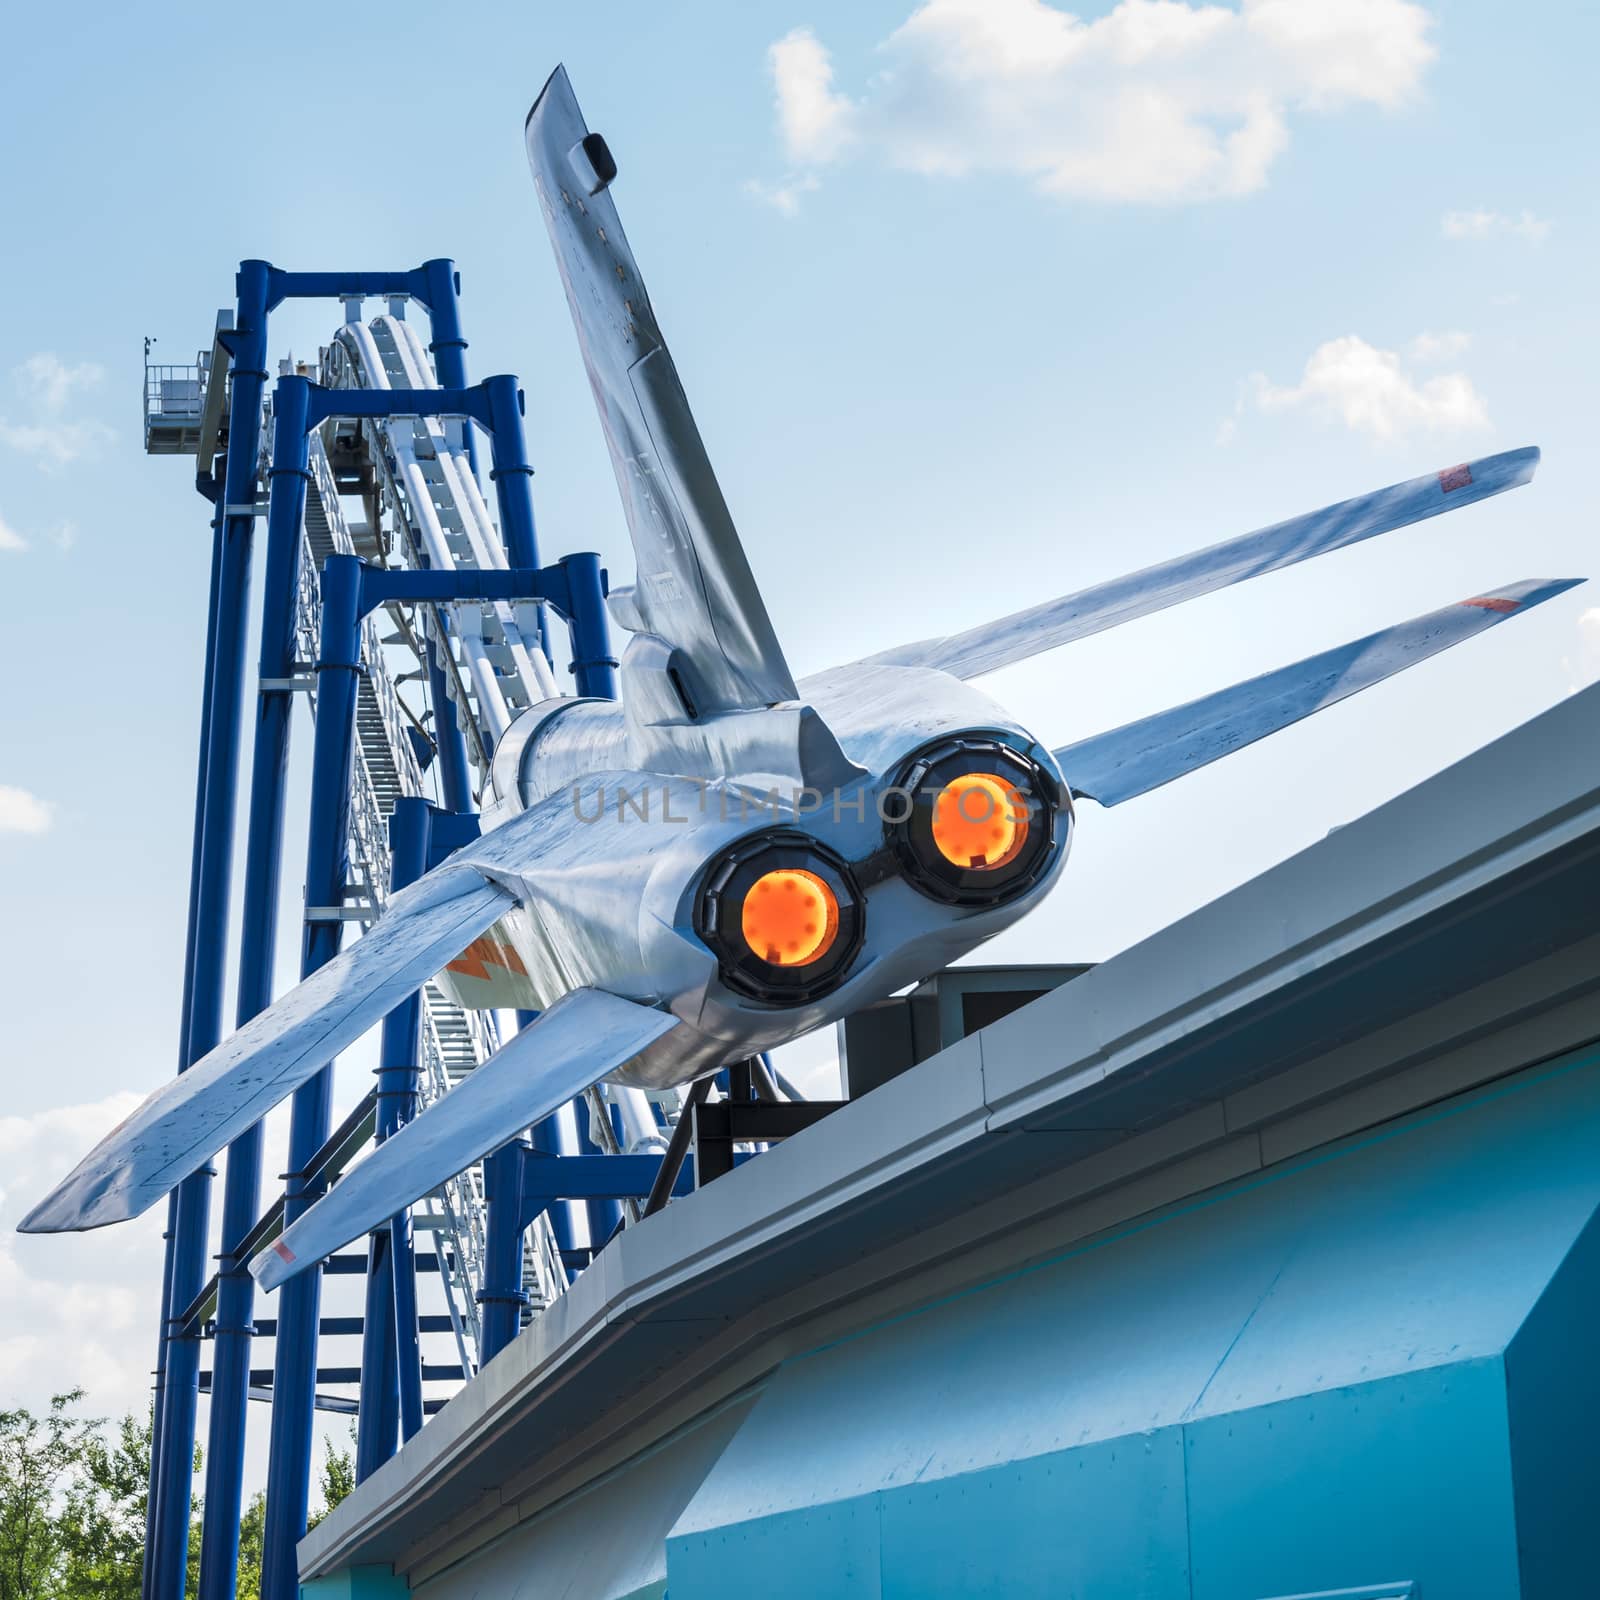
[1439,463,1474,493]
[447,937,530,983]
[273,1240,296,1264]
[1461,596,1520,613]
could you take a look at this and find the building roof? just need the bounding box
[301,682,1600,1584]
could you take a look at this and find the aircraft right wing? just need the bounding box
[1057,578,1581,807]
[252,988,683,1291]
[526,66,798,716]
[850,448,1540,680]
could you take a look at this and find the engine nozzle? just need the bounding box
[887,734,1063,906]
[697,830,865,1004]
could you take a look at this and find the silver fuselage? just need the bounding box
[450,662,1072,1087]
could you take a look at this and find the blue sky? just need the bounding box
[0,0,1595,1456]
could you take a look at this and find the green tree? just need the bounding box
[0,1389,98,1600]
[306,1432,356,1532]
[58,1406,150,1599]
[235,1490,266,1600]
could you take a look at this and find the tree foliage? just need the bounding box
[0,1393,355,1599]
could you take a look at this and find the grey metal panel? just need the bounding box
[525,67,797,715]
[858,447,1540,681]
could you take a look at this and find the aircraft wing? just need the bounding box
[853,449,1540,680]
[526,66,797,715]
[1057,578,1581,807]
[252,988,683,1291]
[18,864,517,1233]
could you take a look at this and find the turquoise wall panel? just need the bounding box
[1185,1361,1518,1600]
[666,1496,881,1600]
[877,1430,1189,1600]
[1505,1202,1600,1596]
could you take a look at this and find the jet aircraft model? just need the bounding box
[22,69,1580,1290]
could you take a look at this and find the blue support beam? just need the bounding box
[195,375,311,1600]
[520,1153,696,1213]
[259,550,364,1600]
[149,258,273,1600]
[356,799,432,1482]
[479,1141,533,1364]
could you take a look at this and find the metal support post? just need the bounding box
[196,376,312,1600]
[479,1139,532,1363]
[356,799,432,1480]
[143,496,223,1593]
[530,1108,584,1279]
[481,375,539,571]
[149,258,272,1600]
[556,551,618,699]
[259,552,363,1600]
[423,636,473,813]
[575,1098,624,1248]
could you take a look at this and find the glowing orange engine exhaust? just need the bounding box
[740,868,840,967]
[931,772,1029,871]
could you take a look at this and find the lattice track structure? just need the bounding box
[137,261,671,1600]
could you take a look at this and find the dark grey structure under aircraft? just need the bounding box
[21,68,1580,1288]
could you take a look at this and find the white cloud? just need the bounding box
[1244,333,1490,441]
[0,352,114,471]
[770,28,857,165]
[759,0,1436,206]
[0,510,26,553]
[1407,329,1471,362]
[744,174,821,217]
[18,353,106,413]
[0,784,53,834]
[1570,607,1600,692]
[1441,208,1550,244]
[0,1093,164,1422]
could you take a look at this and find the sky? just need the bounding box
[0,0,1596,1499]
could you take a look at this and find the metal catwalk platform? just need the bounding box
[300,682,1600,1599]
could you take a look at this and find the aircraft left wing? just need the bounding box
[252,988,682,1291]
[19,864,517,1234]
[850,448,1540,681]
[1056,578,1581,807]
[526,66,798,716]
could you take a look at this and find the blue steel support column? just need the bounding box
[575,1098,624,1248]
[150,259,272,1600]
[356,799,432,1480]
[482,374,550,669]
[479,1136,532,1364]
[416,257,481,787]
[196,376,313,1600]
[481,375,538,568]
[142,495,224,1592]
[423,638,473,813]
[556,551,618,700]
[259,554,364,1600]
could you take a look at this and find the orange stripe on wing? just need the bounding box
[1461,596,1521,613]
[447,937,530,982]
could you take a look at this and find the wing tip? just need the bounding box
[15,1189,128,1235]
